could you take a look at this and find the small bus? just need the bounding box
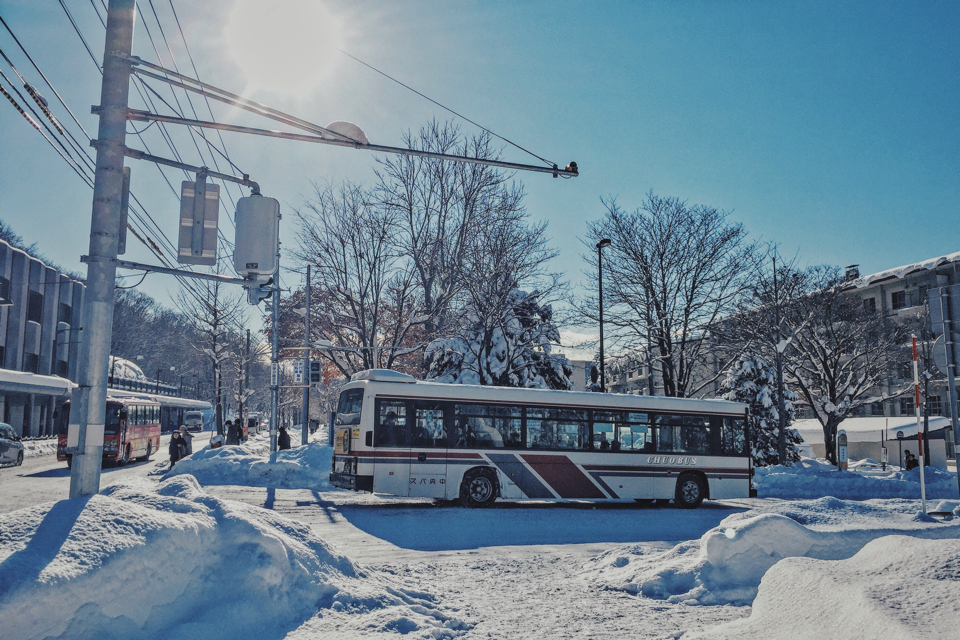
[57,396,162,467]
[330,370,754,508]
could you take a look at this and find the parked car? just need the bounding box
[0,422,24,467]
[183,411,204,432]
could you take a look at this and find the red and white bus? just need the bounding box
[330,370,755,508]
[57,395,162,467]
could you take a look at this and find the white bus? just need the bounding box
[330,370,755,508]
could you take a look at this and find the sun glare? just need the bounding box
[225,0,343,95]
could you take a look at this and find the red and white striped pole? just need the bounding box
[912,334,927,513]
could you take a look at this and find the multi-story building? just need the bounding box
[0,240,84,437]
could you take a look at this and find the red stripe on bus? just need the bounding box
[372,450,483,459]
[520,454,607,499]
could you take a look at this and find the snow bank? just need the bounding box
[690,536,960,639]
[0,475,469,640]
[166,440,334,490]
[22,439,58,459]
[591,498,960,606]
[755,458,960,500]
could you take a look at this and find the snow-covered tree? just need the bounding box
[719,353,802,466]
[425,289,573,389]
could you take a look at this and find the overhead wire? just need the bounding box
[337,48,557,168]
[2,7,206,304]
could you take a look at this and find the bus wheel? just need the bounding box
[460,468,498,508]
[674,473,705,509]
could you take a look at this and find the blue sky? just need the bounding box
[0,1,957,347]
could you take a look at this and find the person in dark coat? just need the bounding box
[169,432,184,467]
[278,426,291,450]
[225,420,239,446]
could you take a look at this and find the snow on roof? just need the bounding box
[0,368,75,395]
[793,416,954,444]
[844,250,960,290]
[109,356,147,381]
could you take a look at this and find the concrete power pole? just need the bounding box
[301,264,310,446]
[69,0,136,498]
[270,267,280,452]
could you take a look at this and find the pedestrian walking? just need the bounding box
[225,419,239,446]
[278,425,291,450]
[178,426,194,456]
[169,431,184,467]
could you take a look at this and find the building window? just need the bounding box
[899,396,915,415]
[56,360,68,377]
[0,276,10,304]
[871,402,884,416]
[863,297,876,312]
[927,396,943,416]
[27,290,43,323]
[891,290,907,310]
[58,303,72,324]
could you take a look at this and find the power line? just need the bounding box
[337,48,556,168]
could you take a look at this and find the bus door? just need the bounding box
[408,401,447,499]
[374,399,410,496]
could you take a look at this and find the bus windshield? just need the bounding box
[336,389,363,426]
[104,403,123,434]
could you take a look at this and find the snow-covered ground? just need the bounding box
[20,438,58,460]
[2,441,959,639]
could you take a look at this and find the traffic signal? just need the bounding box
[246,277,273,305]
[309,360,322,383]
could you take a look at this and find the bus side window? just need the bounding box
[722,417,746,455]
[413,403,445,448]
[377,401,407,447]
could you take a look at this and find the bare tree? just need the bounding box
[584,193,760,397]
[294,182,423,378]
[780,266,908,463]
[374,121,525,343]
[176,278,246,435]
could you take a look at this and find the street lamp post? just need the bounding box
[596,238,612,393]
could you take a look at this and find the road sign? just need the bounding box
[933,335,949,376]
[293,360,304,385]
[178,177,220,265]
[309,360,322,384]
[270,362,278,386]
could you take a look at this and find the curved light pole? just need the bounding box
[597,238,612,392]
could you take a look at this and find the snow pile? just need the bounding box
[690,535,960,639]
[167,440,334,490]
[0,475,469,640]
[755,458,960,499]
[22,439,58,459]
[591,499,960,606]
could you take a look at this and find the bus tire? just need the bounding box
[459,468,498,508]
[675,473,706,509]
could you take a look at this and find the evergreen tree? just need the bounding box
[718,353,802,466]
[425,289,573,389]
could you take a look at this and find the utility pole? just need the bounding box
[301,264,310,446]
[69,0,135,498]
[238,328,249,430]
[270,267,280,452]
[773,253,788,465]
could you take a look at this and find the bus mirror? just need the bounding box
[365,431,372,447]
[119,409,128,419]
